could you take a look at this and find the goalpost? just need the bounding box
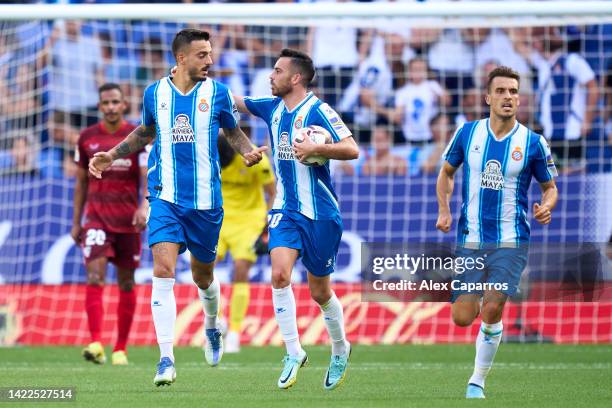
[0,1,610,346]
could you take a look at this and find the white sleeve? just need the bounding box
[567,53,595,85]
[394,87,407,108]
[429,80,444,97]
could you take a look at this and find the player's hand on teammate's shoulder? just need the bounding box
[533,203,552,225]
[88,151,113,179]
[243,145,268,167]
[436,211,452,233]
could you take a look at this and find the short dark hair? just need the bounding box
[487,66,520,92]
[172,28,210,59]
[279,48,315,87]
[98,83,122,96]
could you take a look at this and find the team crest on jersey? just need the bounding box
[277,131,295,161]
[294,117,303,129]
[172,114,195,143]
[480,160,504,190]
[511,146,523,161]
[198,99,209,112]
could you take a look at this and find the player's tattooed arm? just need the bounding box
[90,125,155,179]
[110,125,156,160]
[223,126,268,167]
[222,126,253,156]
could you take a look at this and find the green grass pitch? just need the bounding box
[0,344,610,407]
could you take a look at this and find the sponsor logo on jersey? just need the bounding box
[172,114,195,143]
[320,103,350,138]
[159,102,168,111]
[277,131,295,161]
[198,98,209,113]
[480,160,504,190]
[472,144,481,153]
[511,146,523,161]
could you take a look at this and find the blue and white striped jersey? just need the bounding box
[244,92,352,220]
[444,119,557,244]
[142,77,239,209]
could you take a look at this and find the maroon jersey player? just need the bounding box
[71,83,148,366]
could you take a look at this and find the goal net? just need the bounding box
[0,1,610,346]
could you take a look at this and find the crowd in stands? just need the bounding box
[0,0,611,178]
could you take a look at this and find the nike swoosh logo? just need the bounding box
[280,366,294,384]
[324,371,333,387]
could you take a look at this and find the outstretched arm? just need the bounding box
[222,126,268,167]
[89,124,156,178]
[233,95,249,114]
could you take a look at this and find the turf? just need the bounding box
[0,344,610,407]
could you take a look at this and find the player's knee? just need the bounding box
[452,307,477,327]
[86,271,104,286]
[271,267,291,288]
[310,288,332,306]
[153,262,175,279]
[481,302,504,323]
[118,279,134,292]
[192,273,213,290]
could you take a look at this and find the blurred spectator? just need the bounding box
[469,28,530,75]
[42,20,104,129]
[306,0,361,107]
[0,132,37,176]
[130,36,169,123]
[455,87,486,126]
[214,24,250,97]
[361,124,408,176]
[0,25,42,133]
[564,24,612,79]
[339,32,396,142]
[135,36,167,86]
[420,112,450,175]
[375,57,449,145]
[246,2,306,143]
[427,29,475,116]
[42,110,81,178]
[520,27,599,170]
[99,32,135,84]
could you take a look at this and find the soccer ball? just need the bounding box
[295,125,332,166]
